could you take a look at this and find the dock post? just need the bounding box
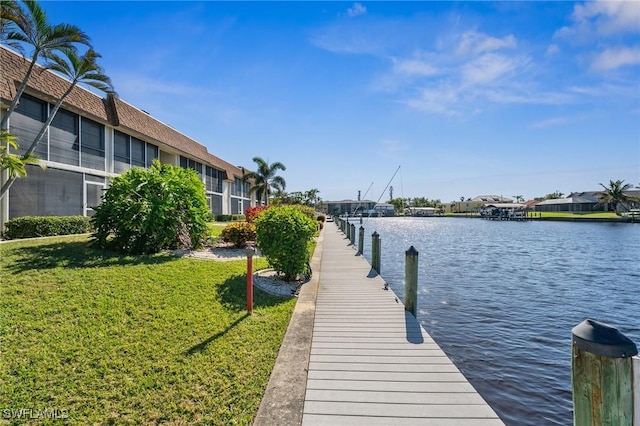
[404,246,418,317]
[571,319,638,426]
[371,231,380,274]
[344,218,348,234]
[357,226,364,255]
[350,223,356,245]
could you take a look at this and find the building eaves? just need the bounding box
[1,46,108,122]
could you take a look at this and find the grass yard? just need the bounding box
[0,235,296,425]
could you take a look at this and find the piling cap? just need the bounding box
[405,246,419,256]
[572,319,638,358]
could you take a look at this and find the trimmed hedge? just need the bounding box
[215,214,246,222]
[221,222,256,248]
[4,215,92,239]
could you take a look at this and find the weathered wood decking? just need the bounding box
[302,223,504,425]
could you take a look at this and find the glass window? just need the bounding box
[15,94,46,121]
[146,144,158,168]
[113,131,130,173]
[50,108,79,166]
[80,118,105,171]
[180,156,203,179]
[131,137,145,167]
[206,166,223,193]
[11,94,47,159]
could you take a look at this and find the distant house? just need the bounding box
[324,199,376,216]
[449,195,513,213]
[471,195,514,203]
[324,200,395,216]
[535,193,602,213]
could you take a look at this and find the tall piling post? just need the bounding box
[371,231,381,274]
[357,226,364,255]
[404,246,418,317]
[571,319,638,426]
[350,223,356,245]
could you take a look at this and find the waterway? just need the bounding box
[354,217,639,426]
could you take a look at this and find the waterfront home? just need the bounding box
[0,46,257,230]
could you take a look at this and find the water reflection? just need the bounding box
[358,217,639,426]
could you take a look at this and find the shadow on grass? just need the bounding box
[185,313,250,356]
[2,240,179,274]
[217,274,294,312]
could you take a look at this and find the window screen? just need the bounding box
[80,118,105,171]
[113,130,130,173]
[131,137,145,167]
[146,144,158,168]
[11,94,47,159]
[9,165,83,217]
[50,108,79,166]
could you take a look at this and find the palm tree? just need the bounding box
[513,195,524,203]
[242,157,286,206]
[305,188,320,208]
[598,179,636,214]
[0,130,43,178]
[1,0,91,128]
[0,48,114,199]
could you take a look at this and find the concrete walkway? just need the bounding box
[255,222,504,425]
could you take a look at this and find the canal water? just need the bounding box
[354,217,639,426]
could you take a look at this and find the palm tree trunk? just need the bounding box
[0,80,77,200]
[0,50,41,129]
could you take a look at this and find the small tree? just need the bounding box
[598,179,637,214]
[255,206,317,281]
[91,161,210,254]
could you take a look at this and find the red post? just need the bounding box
[246,247,255,314]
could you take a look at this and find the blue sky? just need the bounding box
[39,1,640,202]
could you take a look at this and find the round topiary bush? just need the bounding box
[220,221,256,248]
[91,161,210,254]
[255,206,317,281]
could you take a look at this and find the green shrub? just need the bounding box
[287,204,316,222]
[220,221,256,248]
[91,161,210,254]
[215,214,246,222]
[255,206,317,281]
[3,215,91,239]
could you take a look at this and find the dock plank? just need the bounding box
[300,224,504,425]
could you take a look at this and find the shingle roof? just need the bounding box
[1,46,244,180]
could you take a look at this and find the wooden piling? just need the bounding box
[571,319,638,426]
[371,231,380,274]
[404,246,418,317]
[349,223,355,245]
[357,226,364,255]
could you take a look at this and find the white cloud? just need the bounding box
[457,30,517,55]
[347,3,367,18]
[461,53,523,86]
[555,0,640,40]
[392,58,439,77]
[591,47,640,71]
[530,116,574,129]
[546,44,560,56]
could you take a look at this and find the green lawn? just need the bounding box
[0,235,296,425]
[531,211,620,219]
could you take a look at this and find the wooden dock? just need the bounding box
[302,223,504,425]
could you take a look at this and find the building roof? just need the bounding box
[471,195,514,203]
[1,46,244,180]
[483,203,526,209]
